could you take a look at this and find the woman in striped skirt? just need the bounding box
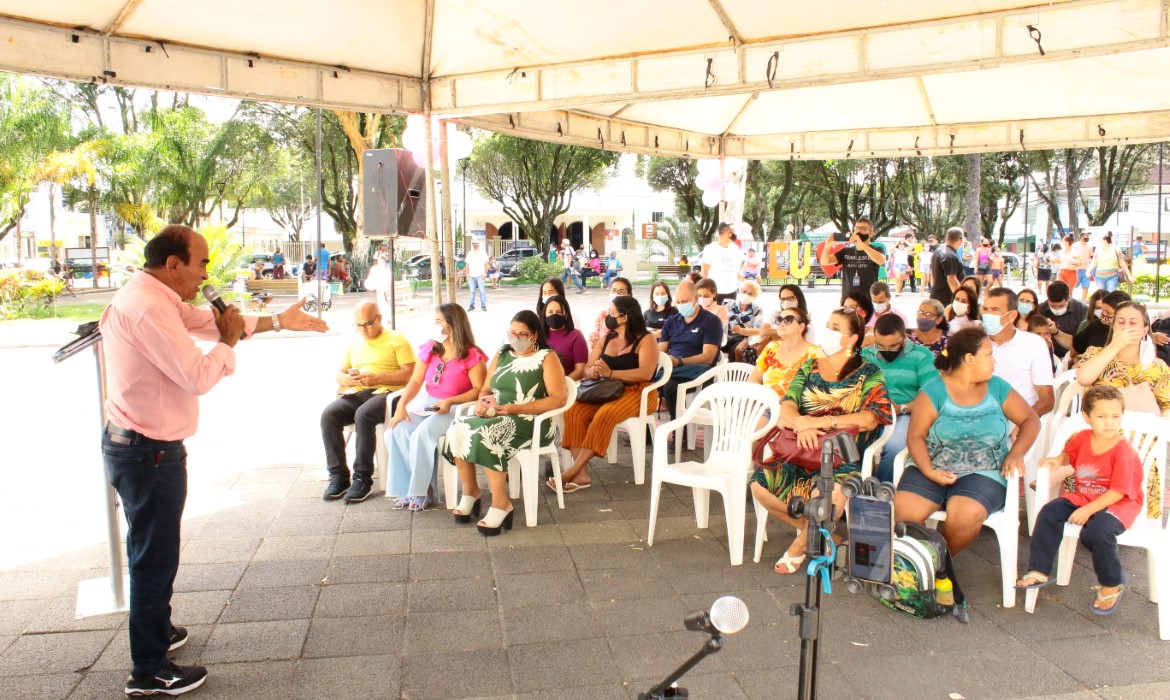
[551,295,660,492]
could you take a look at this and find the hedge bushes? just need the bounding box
[0,270,66,320]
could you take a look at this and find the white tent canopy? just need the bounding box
[0,0,1168,158]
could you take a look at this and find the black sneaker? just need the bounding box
[167,625,188,651]
[125,662,207,696]
[345,477,372,503]
[323,475,350,501]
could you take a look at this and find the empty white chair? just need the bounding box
[1026,370,1084,533]
[649,382,780,566]
[1025,412,1170,639]
[673,362,756,461]
[891,447,1021,608]
[604,352,674,485]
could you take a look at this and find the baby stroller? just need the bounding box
[300,277,333,312]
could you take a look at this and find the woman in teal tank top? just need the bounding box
[894,327,1041,555]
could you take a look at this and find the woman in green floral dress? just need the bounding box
[444,310,567,535]
[751,309,893,574]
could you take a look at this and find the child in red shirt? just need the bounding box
[1015,385,1144,615]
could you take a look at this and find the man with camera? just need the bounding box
[819,217,887,304]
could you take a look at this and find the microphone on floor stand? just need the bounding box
[639,596,749,699]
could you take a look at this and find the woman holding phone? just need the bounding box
[386,304,488,511]
[443,311,567,535]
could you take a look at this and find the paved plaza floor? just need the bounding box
[2,281,1170,699]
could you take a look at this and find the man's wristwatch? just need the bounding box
[272,313,283,332]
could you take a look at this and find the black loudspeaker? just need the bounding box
[363,148,426,237]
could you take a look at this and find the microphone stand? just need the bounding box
[789,432,859,700]
[638,634,724,699]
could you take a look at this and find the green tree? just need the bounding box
[892,156,967,238]
[53,136,111,287]
[979,152,1026,245]
[0,76,71,246]
[643,157,719,244]
[810,159,901,235]
[257,147,315,242]
[1081,145,1158,226]
[466,135,619,255]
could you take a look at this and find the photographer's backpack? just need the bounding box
[882,522,969,623]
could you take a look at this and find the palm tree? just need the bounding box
[0,76,71,253]
[51,139,110,288]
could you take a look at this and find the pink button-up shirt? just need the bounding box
[100,271,258,441]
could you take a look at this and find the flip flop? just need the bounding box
[1090,575,1128,616]
[562,482,592,493]
[1015,571,1055,590]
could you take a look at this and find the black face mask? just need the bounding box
[546,314,566,330]
[604,315,620,331]
[878,349,901,363]
[857,233,870,243]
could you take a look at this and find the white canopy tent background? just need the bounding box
[0,0,1168,159]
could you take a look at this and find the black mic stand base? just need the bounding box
[637,635,723,700]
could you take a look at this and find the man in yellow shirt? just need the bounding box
[321,300,416,502]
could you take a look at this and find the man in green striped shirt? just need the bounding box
[861,313,939,481]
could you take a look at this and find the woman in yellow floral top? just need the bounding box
[1075,301,1170,417]
[750,307,824,395]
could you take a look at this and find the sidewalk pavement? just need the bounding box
[2,283,1170,699]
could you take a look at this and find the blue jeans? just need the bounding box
[467,276,487,308]
[876,413,910,482]
[387,410,454,499]
[1097,273,1119,292]
[602,269,621,287]
[1028,498,1126,587]
[103,432,188,677]
[561,267,584,290]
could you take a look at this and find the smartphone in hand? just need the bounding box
[479,394,499,409]
[348,368,360,376]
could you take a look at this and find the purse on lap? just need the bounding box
[576,378,625,404]
[752,424,860,472]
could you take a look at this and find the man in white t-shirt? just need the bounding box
[559,238,584,292]
[983,287,1054,416]
[699,223,744,303]
[464,239,489,311]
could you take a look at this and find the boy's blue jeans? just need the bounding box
[1027,498,1126,587]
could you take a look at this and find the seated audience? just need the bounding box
[983,287,1055,416]
[443,311,567,535]
[1014,288,1041,331]
[1073,290,1131,357]
[751,309,893,574]
[867,281,909,330]
[945,286,981,333]
[909,299,950,357]
[842,290,875,328]
[580,250,602,285]
[894,327,1040,555]
[860,314,939,482]
[553,296,659,492]
[644,281,679,338]
[1016,385,1142,613]
[659,280,723,418]
[1038,280,1087,361]
[750,307,824,396]
[541,294,588,380]
[695,277,729,326]
[536,277,568,317]
[602,251,624,287]
[1076,301,1170,417]
[386,304,487,510]
[588,277,633,346]
[722,279,764,361]
[748,284,816,364]
[321,301,416,503]
[1027,314,1058,374]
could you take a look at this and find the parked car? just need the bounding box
[497,247,540,277]
[239,253,276,279]
[999,253,1021,279]
[407,254,446,281]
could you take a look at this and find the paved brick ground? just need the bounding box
[3,283,1170,699]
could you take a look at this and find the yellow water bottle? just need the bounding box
[936,577,954,607]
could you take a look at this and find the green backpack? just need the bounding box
[882,522,969,622]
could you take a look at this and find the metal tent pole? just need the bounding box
[1157,143,1164,303]
[315,108,324,320]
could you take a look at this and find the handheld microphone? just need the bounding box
[683,596,749,636]
[203,284,245,340]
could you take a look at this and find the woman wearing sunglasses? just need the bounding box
[386,304,488,511]
[749,307,824,397]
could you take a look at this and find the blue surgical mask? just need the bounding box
[1018,301,1034,316]
[982,313,1005,335]
[653,294,669,307]
[677,302,696,318]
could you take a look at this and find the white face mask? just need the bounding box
[542,294,554,304]
[780,299,799,310]
[820,328,845,355]
[1049,305,1068,317]
[951,301,968,315]
[873,302,889,314]
[697,296,714,309]
[737,293,755,307]
[434,326,449,343]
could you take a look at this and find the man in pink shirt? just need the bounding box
[101,225,326,697]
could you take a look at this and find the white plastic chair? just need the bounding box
[891,446,1021,609]
[508,376,577,525]
[1026,370,1084,532]
[755,407,897,563]
[604,352,673,485]
[648,383,781,566]
[673,362,755,462]
[1025,412,1170,639]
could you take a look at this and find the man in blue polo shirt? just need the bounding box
[860,313,939,482]
[659,279,723,418]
